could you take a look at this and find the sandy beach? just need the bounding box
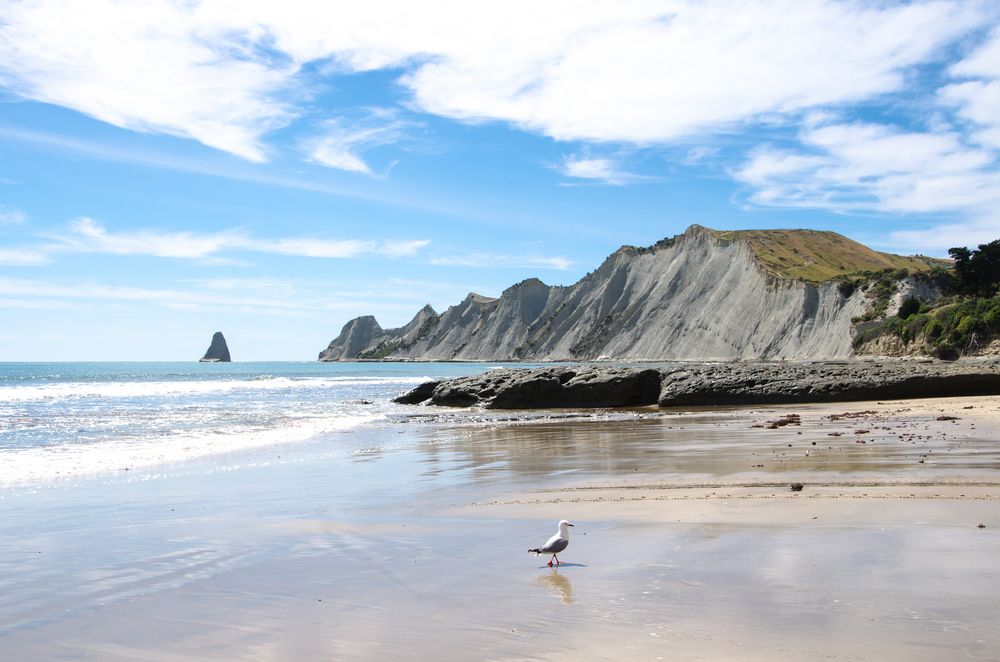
[2,395,999,660]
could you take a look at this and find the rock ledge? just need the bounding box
[393,361,1000,409]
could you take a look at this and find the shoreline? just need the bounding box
[2,394,998,660]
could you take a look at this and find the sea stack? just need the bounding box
[200,332,231,362]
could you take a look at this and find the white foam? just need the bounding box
[0,376,432,403]
[0,412,381,486]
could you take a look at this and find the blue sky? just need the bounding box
[2,0,1000,360]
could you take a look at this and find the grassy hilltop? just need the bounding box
[712,228,947,283]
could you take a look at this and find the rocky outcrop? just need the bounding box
[321,225,943,362]
[200,332,231,362]
[393,360,1000,409]
[319,305,439,360]
[655,361,1000,406]
[395,366,663,408]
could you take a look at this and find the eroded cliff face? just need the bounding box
[318,226,879,361]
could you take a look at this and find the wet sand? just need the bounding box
[1,396,999,660]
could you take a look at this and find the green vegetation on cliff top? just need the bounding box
[854,239,1000,359]
[712,228,946,283]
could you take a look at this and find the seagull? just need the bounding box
[529,520,574,566]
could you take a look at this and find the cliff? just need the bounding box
[200,331,231,362]
[318,225,945,362]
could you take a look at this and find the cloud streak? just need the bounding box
[0,275,453,323]
[0,205,26,225]
[558,155,649,185]
[430,253,572,270]
[26,217,431,263]
[306,108,414,174]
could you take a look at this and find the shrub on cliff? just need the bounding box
[898,295,921,319]
[855,295,1000,356]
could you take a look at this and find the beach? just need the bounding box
[2,389,999,660]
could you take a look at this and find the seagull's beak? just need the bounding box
[568,523,574,527]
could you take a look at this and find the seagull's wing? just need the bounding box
[539,534,568,554]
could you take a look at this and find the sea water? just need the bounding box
[0,361,510,486]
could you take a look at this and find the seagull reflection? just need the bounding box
[534,569,574,604]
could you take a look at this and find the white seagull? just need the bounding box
[529,520,574,566]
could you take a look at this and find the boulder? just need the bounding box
[392,380,441,405]
[393,366,662,409]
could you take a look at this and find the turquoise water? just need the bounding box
[0,361,510,484]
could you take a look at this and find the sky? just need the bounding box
[2,1,1000,361]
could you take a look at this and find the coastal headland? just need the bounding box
[320,225,952,363]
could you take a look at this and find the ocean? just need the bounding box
[0,361,518,486]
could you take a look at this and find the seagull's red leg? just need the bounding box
[547,558,553,567]
[553,554,560,565]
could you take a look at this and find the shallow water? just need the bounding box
[0,361,537,484]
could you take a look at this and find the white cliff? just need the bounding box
[318,225,942,361]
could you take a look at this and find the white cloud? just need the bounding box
[940,26,1000,150]
[190,277,298,295]
[0,126,468,218]
[431,253,572,270]
[0,1,986,161]
[735,116,1000,251]
[37,217,429,261]
[58,216,236,258]
[0,276,448,320]
[397,1,981,143]
[0,297,80,310]
[0,248,49,266]
[0,275,350,313]
[889,216,1000,252]
[735,121,1000,214]
[242,237,377,259]
[379,240,433,257]
[681,146,719,165]
[0,0,295,162]
[559,155,644,185]
[306,108,413,174]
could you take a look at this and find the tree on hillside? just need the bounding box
[949,239,1000,297]
[897,295,920,319]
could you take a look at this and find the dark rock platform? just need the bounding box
[393,360,1000,409]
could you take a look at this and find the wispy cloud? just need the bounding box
[0,276,449,322]
[32,217,430,263]
[306,108,415,175]
[0,248,49,266]
[431,253,571,270]
[889,216,1000,252]
[0,205,26,225]
[682,146,720,166]
[0,125,371,200]
[557,155,647,186]
[0,126,499,224]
